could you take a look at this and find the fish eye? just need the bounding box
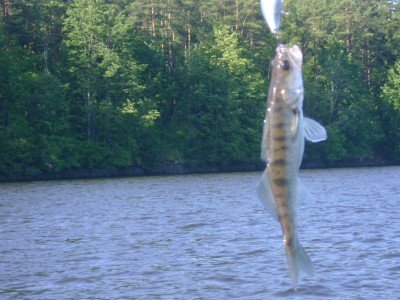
[283,60,290,70]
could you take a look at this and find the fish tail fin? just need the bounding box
[285,241,315,287]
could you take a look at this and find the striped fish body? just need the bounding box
[258,44,327,286]
[267,79,303,256]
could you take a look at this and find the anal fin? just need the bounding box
[257,169,279,221]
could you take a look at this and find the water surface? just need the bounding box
[1,167,400,299]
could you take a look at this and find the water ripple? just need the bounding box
[1,167,400,299]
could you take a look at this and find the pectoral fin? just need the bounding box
[303,117,327,142]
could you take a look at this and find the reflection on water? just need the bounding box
[1,167,400,299]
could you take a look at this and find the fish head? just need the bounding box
[271,44,304,109]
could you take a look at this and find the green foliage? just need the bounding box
[2,0,400,178]
[301,38,384,162]
[175,27,265,164]
[282,0,395,163]
[322,126,348,162]
[382,59,400,112]
[380,59,400,159]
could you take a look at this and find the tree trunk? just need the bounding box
[2,0,10,18]
[151,0,155,38]
[86,91,93,140]
[235,0,239,31]
[345,4,352,51]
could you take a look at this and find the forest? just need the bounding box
[1,0,400,179]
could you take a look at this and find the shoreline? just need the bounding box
[0,159,398,183]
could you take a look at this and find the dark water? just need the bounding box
[1,166,399,299]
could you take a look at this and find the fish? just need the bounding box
[260,0,284,34]
[257,44,327,287]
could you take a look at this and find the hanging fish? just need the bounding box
[258,44,327,286]
[260,0,284,34]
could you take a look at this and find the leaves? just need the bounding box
[2,0,400,178]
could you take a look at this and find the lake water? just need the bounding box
[1,166,399,299]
